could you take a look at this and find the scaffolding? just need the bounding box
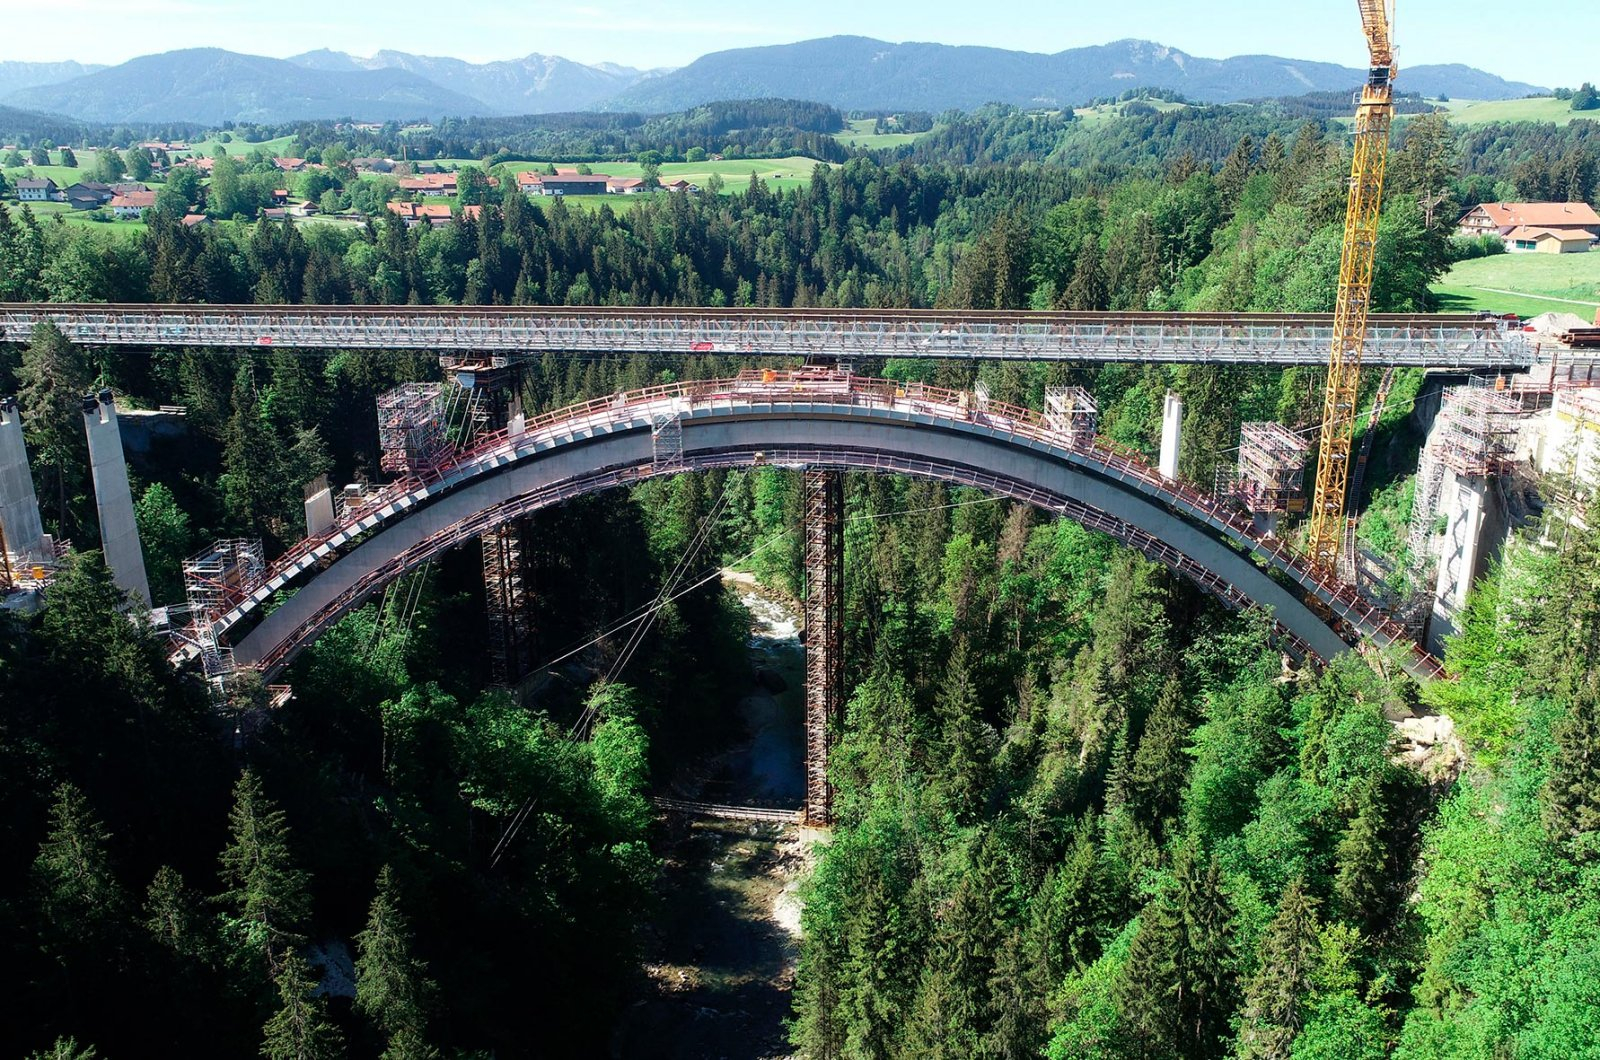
[1044,387,1098,447]
[652,411,685,470]
[377,382,451,476]
[1235,422,1313,514]
[1408,383,1522,554]
[183,539,266,619]
[802,469,844,827]
[482,524,532,685]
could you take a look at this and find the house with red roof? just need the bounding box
[109,191,157,219]
[1458,202,1600,253]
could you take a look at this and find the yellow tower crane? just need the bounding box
[1305,0,1397,574]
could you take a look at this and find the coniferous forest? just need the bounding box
[1,103,1599,1057]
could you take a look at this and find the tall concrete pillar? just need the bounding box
[303,475,335,539]
[802,469,845,827]
[1159,390,1184,481]
[1427,474,1487,655]
[0,397,47,566]
[83,390,151,607]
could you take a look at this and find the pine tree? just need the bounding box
[1543,677,1600,846]
[983,927,1047,1059]
[939,660,994,823]
[1060,240,1108,311]
[32,781,128,954]
[1258,133,1287,181]
[1115,890,1185,1058]
[17,322,93,534]
[1217,135,1256,206]
[218,769,310,977]
[904,842,1003,1057]
[1333,781,1389,929]
[1116,842,1237,1059]
[838,873,905,1060]
[1130,679,1192,835]
[145,865,210,962]
[1176,847,1237,1057]
[1030,816,1103,978]
[26,1038,100,1060]
[355,866,435,1045]
[1236,877,1321,1059]
[220,364,287,537]
[261,954,345,1060]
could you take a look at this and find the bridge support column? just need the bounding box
[1427,474,1491,656]
[83,390,150,608]
[0,397,48,569]
[803,469,845,827]
[483,522,533,685]
[1160,391,1183,481]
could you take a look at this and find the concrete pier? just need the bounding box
[1427,473,1491,655]
[83,390,151,607]
[1160,390,1183,481]
[0,397,47,566]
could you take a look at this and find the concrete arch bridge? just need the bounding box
[178,372,1437,822]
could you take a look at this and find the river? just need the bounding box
[610,577,811,1059]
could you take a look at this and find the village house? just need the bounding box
[386,201,483,228]
[15,178,59,202]
[272,157,308,173]
[62,181,114,210]
[398,173,458,196]
[108,190,157,219]
[181,213,212,229]
[271,188,290,206]
[351,157,396,174]
[607,177,647,194]
[1458,202,1600,253]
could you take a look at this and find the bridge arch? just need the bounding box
[198,375,1433,679]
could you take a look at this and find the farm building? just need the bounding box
[1505,225,1594,254]
[520,171,613,196]
[1458,202,1600,251]
[62,181,113,210]
[15,178,59,202]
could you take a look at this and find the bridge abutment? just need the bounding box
[802,469,845,827]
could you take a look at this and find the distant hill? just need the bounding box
[0,60,106,100]
[288,49,664,115]
[605,36,1547,113]
[0,39,1549,125]
[0,104,99,145]
[1,49,497,124]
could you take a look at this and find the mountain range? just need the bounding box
[605,37,1547,113]
[0,37,1547,125]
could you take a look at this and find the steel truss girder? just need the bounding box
[0,304,1533,368]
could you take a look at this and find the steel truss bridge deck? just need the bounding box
[0,304,1534,367]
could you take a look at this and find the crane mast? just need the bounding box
[1305,0,1396,573]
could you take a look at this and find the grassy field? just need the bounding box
[491,155,829,196]
[174,135,298,159]
[1431,96,1595,126]
[1433,252,1600,317]
[1074,99,1186,128]
[837,118,924,150]
[4,200,149,234]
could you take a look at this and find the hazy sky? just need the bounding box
[7,0,1595,88]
